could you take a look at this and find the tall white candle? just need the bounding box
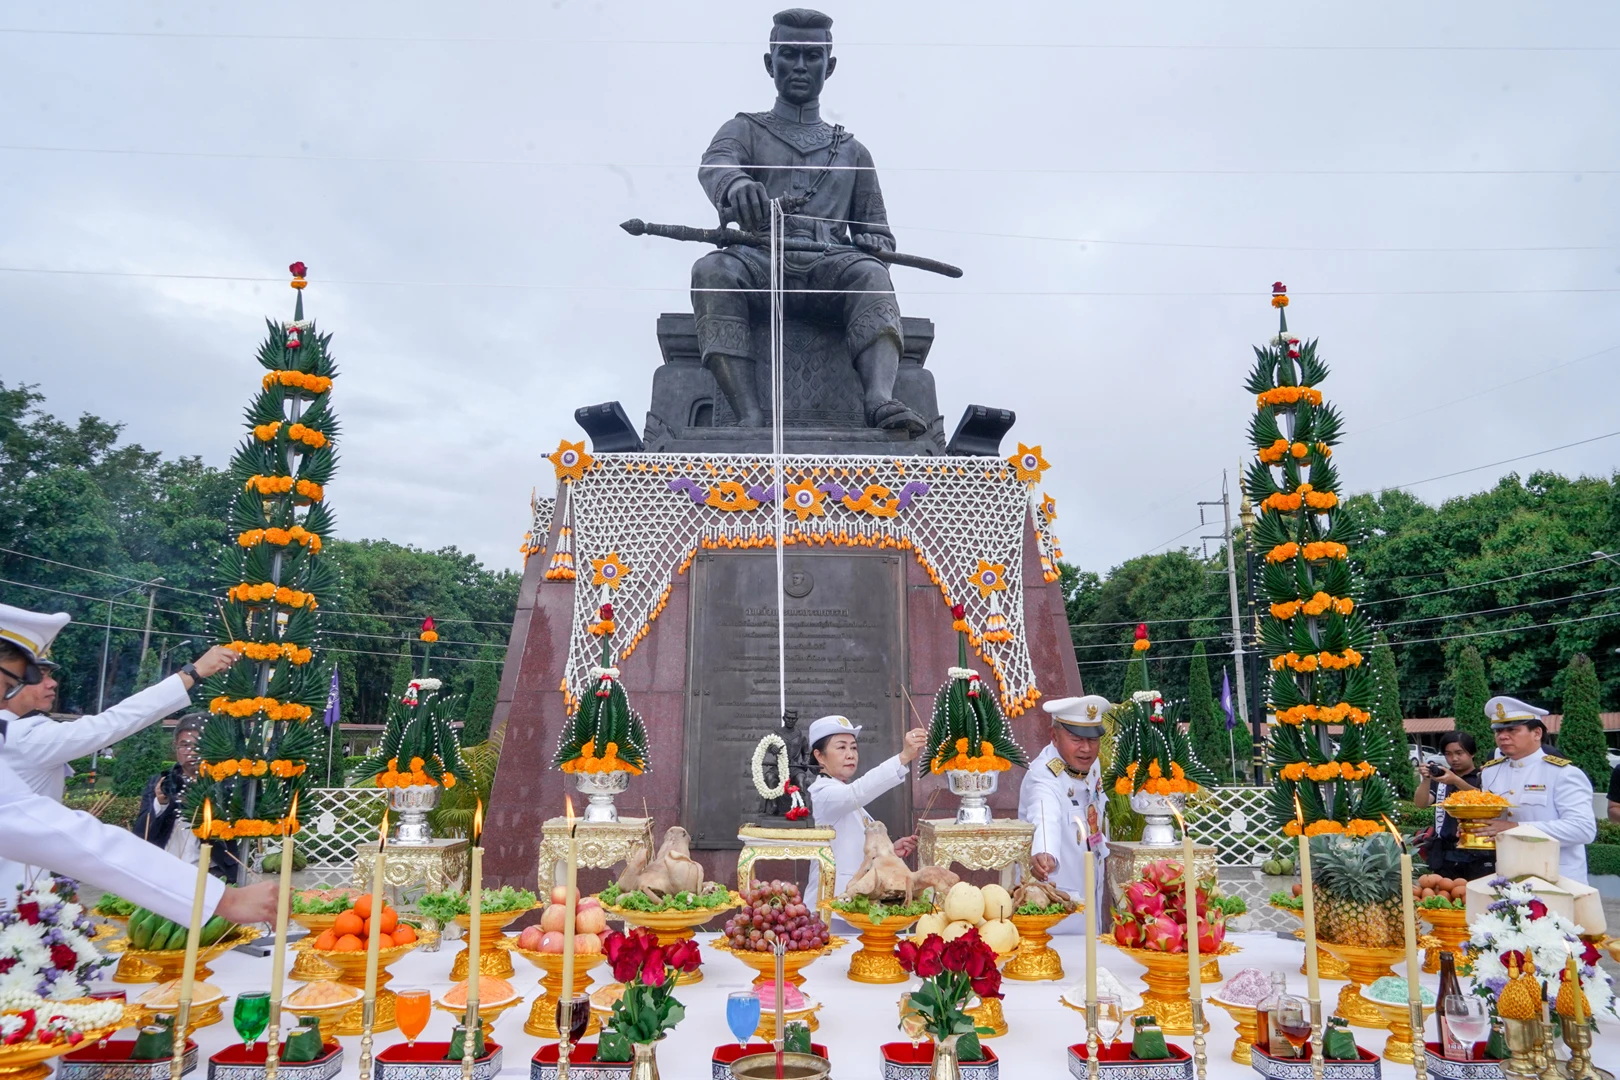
[466,802,484,1028]
[364,812,388,1002]
[561,798,578,997]
[1181,816,1200,999]
[1078,816,1096,1006]
[266,794,298,1059]
[1295,801,1320,1002]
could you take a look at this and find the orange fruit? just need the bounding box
[333,911,364,937]
[313,929,338,951]
[377,908,398,935]
[392,925,417,945]
[375,931,395,949]
[353,894,374,920]
[334,934,364,952]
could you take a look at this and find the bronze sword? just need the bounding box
[620,218,964,279]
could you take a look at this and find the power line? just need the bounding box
[1356,430,1620,494]
[4,142,1619,180]
[7,265,1620,299]
[0,27,1614,51]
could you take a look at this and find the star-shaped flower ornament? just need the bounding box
[548,439,593,482]
[1008,443,1050,485]
[591,552,630,590]
[784,478,826,521]
[972,560,1008,599]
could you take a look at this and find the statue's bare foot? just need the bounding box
[867,399,926,435]
[735,407,767,428]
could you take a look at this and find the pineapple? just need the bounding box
[1310,834,1404,948]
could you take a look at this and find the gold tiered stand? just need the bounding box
[512,948,607,1038]
[99,915,157,984]
[280,985,363,1044]
[432,991,526,1030]
[449,907,534,980]
[1269,904,1351,980]
[708,937,845,991]
[837,910,924,984]
[1003,910,1074,981]
[289,913,341,982]
[1317,942,1403,1030]
[0,1002,140,1080]
[300,930,433,1035]
[1360,992,1435,1063]
[964,938,1020,1038]
[1111,935,1240,1035]
[600,895,739,984]
[1420,906,1472,974]
[1208,997,1261,1064]
[131,982,227,1035]
[106,925,261,986]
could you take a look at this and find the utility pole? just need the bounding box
[1199,475,1251,784]
[1238,463,1266,783]
[136,578,165,679]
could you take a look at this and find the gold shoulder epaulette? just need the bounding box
[1481,757,1506,769]
[1544,755,1572,767]
[1046,758,1066,777]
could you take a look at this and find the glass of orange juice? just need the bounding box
[395,988,431,1048]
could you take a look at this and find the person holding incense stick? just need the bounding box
[806,714,927,910]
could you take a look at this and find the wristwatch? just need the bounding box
[178,662,202,688]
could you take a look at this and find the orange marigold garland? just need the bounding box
[1245,282,1391,839]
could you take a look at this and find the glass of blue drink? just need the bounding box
[726,990,761,1049]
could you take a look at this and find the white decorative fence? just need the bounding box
[1185,785,1288,867]
[247,786,386,888]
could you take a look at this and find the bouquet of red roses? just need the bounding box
[895,928,1000,1048]
[595,928,701,1061]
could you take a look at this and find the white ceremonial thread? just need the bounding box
[770,198,788,728]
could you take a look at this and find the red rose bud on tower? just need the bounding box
[1133,622,1151,652]
[289,261,308,291]
[419,616,438,643]
[1271,280,1289,308]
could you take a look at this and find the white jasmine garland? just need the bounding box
[1132,690,1159,704]
[588,667,620,681]
[947,667,975,680]
[751,734,789,800]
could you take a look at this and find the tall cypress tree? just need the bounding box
[460,647,501,746]
[1371,634,1416,797]
[1451,646,1492,750]
[1186,643,1231,781]
[1558,653,1608,785]
[1121,650,1148,698]
[388,639,414,700]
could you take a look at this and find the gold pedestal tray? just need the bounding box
[432,993,525,1031]
[600,895,739,985]
[1270,904,1352,980]
[1209,997,1260,1064]
[131,982,227,1036]
[1317,941,1403,1031]
[449,908,533,980]
[708,937,845,990]
[105,925,261,985]
[757,1001,821,1042]
[1420,906,1472,975]
[289,913,342,982]
[1003,910,1074,982]
[1445,802,1512,851]
[281,985,364,1044]
[512,947,607,1038]
[1111,936,1239,1035]
[98,915,159,985]
[299,929,433,1035]
[966,996,1008,1038]
[1361,993,1434,1064]
[0,1002,141,1080]
[836,910,923,984]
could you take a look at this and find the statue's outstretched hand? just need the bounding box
[727,179,771,231]
[853,232,895,253]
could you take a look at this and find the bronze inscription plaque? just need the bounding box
[682,550,908,848]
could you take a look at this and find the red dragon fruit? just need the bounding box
[1197,913,1226,953]
[1112,909,1144,948]
[1140,858,1185,895]
[1142,914,1186,953]
[1123,879,1167,919]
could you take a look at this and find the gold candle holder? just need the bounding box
[169,999,191,1080]
[1308,997,1326,1080]
[1086,1002,1100,1080]
[1409,1000,1429,1080]
[1190,999,1208,1080]
[1562,1015,1603,1080]
[357,999,376,1080]
[1502,1016,1539,1080]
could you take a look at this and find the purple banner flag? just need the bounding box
[323,666,341,728]
[1220,667,1236,730]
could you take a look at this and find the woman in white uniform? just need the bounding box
[805,714,927,910]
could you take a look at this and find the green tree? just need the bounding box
[1186,642,1230,781]
[1450,646,1492,749]
[1371,634,1416,797]
[1120,650,1148,698]
[109,723,171,798]
[389,639,414,699]
[461,647,501,746]
[1558,653,1608,785]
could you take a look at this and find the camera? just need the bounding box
[1427,762,1446,779]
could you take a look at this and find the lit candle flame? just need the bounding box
[471,799,484,848]
[565,795,576,834]
[199,797,213,839]
[1381,814,1404,850]
[286,790,300,835]
[1292,792,1305,825]
[378,807,389,850]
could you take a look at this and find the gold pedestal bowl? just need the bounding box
[1360,992,1435,1064]
[1002,910,1074,982]
[105,925,261,987]
[600,896,738,985]
[449,907,534,980]
[1420,906,1472,975]
[432,991,526,1032]
[131,981,228,1036]
[835,910,923,985]
[708,936,846,991]
[289,914,342,982]
[511,948,608,1039]
[280,984,364,1044]
[1111,936,1240,1036]
[1317,941,1405,1031]
[1208,997,1261,1064]
[1269,904,1351,980]
[0,1002,140,1080]
[300,929,434,1035]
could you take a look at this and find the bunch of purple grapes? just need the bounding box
[722,880,831,952]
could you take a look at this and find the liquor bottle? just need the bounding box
[1436,951,1468,1060]
[1256,971,1292,1058]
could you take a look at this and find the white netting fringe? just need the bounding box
[553,452,1043,716]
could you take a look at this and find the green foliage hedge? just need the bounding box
[1587,844,1620,878]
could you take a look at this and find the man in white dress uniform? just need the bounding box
[1474,694,1597,884]
[1018,694,1112,932]
[0,603,242,897]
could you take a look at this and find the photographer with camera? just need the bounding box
[1413,730,1492,879]
[131,714,242,883]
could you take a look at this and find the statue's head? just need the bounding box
[765,8,836,106]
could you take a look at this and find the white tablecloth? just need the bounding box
[124,931,1620,1079]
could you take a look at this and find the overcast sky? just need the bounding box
[5,2,1619,580]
